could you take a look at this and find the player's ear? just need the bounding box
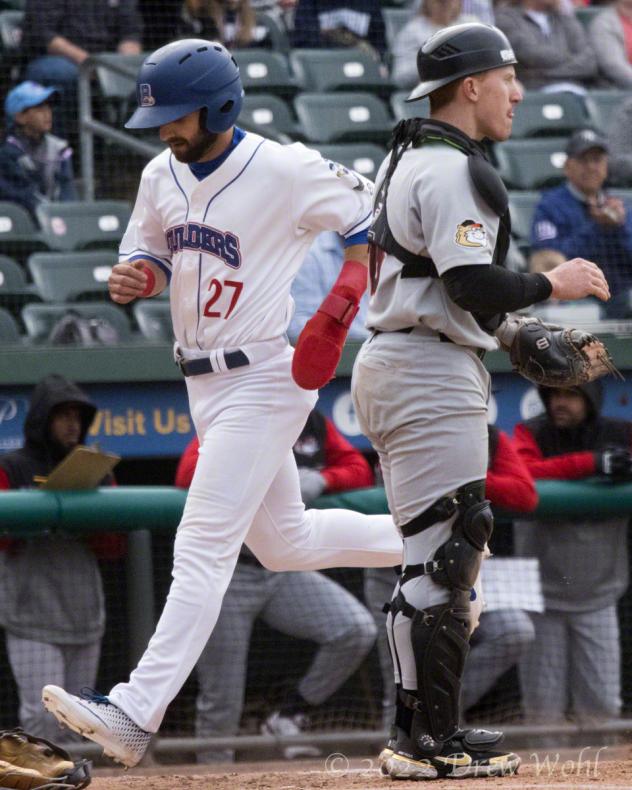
[462,76,480,103]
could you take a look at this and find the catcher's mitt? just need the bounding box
[496,316,622,387]
[0,728,91,790]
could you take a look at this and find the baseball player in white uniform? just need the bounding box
[351,23,611,781]
[41,39,402,767]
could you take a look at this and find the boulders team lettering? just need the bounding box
[165,223,241,268]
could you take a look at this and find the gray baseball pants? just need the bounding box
[352,331,490,691]
[195,562,377,761]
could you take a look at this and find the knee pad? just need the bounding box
[391,590,470,745]
[433,480,493,592]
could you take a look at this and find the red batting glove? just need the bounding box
[292,259,367,390]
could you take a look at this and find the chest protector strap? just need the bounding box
[368,119,511,325]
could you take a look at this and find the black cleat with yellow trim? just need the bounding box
[380,726,521,780]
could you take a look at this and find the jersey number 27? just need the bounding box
[203,278,243,319]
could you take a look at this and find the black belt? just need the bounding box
[371,327,486,359]
[176,349,250,377]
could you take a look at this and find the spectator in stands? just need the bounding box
[364,424,538,729]
[0,374,124,741]
[589,0,632,88]
[391,0,480,90]
[0,82,77,219]
[529,128,632,318]
[177,0,272,48]
[292,0,386,60]
[176,408,377,761]
[607,96,632,186]
[513,381,632,724]
[495,0,597,92]
[289,231,369,341]
[21,0,143,133]
[462,1,495,24]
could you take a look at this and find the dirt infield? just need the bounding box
[89,749,632,789]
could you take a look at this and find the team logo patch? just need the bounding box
[139,83,155,107]
[455,220,487,248]
[323,158,372,194]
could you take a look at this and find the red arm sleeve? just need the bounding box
[320,418,374,492]
[0,468,12,550]
[513,423,597,480]
[486,430,538,513]
[175,437,200,488]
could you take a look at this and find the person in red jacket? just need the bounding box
[0,374,124,741]
[365,423,538,730]
[176,408,379,761]
[513,381,632,724]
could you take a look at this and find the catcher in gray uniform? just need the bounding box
[351,23,612,781]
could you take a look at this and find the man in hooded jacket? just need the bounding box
[0,373,123,740]
[513,381,632,724]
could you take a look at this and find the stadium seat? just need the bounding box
[27,250,116,302]
[508,191,541,243]
[382,7,412,51]
[0,254,40,314]
[317,143,387,179]
[240,94,299,138]
[585,90,632,134]
[608,189,632,204]
[133,301,173,342]
[494,138,568,190]
[22,302,132,343]
[35,200,131,251]
[294,92,393,144]
[93,52,147,125]
[0,305,21,343]
[255,11,290,54]
[0,201,48,257]
[289,48,391,95]
[510,92,589,138]
[232,50,296,97]
[390,91,429,121]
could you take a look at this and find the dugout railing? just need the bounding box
[1,482,632,761]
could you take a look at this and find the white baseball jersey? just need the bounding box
[367,144,501,351]
[119,131,373,353]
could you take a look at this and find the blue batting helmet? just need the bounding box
[125,39,243,132]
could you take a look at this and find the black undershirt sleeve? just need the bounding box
[441,264,553,314]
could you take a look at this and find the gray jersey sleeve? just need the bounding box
[416,150,499,275]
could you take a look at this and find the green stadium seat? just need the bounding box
[294,92,393,144]
[0,201,48,258]
[93,52,147,125]
[508,190,541,243]
[585,90,632,134]
[255,11,290,54]
[390,90,429,121]
[133,301,173,342]
[232,50,296,97]
[494,138,568,190]
[240,94,299,138]
[27,250,116,302]
[35,200,131,251]
[317,143,387,179]
[0,305,21,342]
[382,7,412,51]
[290,48,391,95]
[22,302,132,343]
[0,254,40,315]
[511,92,589,138]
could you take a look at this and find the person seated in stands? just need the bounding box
[21,0,143,134]
[589,0,632,88]
[529,128,632,318]
[391,0,482,90]
[513,381,632,725]
[177,0,272,48]
[176,409,378,761]
[607,96,632,186]
[495,0,597,92]
[292,0,386,61]
[364,423,538,730]
[288,230,369,342]
[0,82,77,219]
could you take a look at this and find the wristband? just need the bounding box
[139,265,156,298]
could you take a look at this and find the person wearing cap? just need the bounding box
[0,81,77,218]
[350,21,610,780]
[495,0,596,92]
[530,128,632,318]
[513,381,632,725]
